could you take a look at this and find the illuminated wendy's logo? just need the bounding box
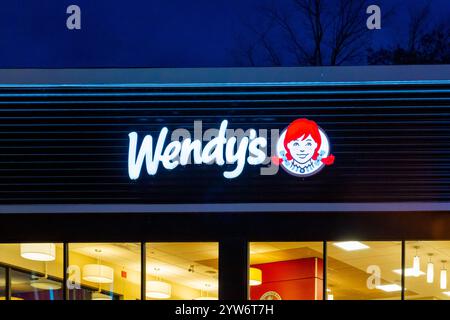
[276,118,335,177]
[128,118,335,180]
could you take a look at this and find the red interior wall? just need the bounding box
[250,257,323,300]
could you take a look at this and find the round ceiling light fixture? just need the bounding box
[30,277,62,291]
[146,280,171,299]
[83,264,114,284]
[20,243,56,262]
[91,292,112,300]
[249,267,262,286]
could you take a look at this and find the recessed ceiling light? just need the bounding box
[393,268,426,277]
[333,241,369,251]
[376,284,403,292]
[442,291,450,296]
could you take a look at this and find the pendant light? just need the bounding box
[146,280,171,299]
[441,260,447,290]
[83,264,114,283]
[249,267,262,286]
[30,261,62,290]
[20,243,56,262]
[327,288,334,300]
[92,292,112,300]
[30,277,62,290]
[146,268,171,299]
[90,250,113,301]
[412,246,421,277]
[82,249,114,284]
[426,254,434,284]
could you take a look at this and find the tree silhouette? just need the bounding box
[233,0,449,66]
[233,0,374,66]
[368,3,450,65]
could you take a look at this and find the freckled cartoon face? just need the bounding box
[286,135,318,164]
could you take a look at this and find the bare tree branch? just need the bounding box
[293,0,325,65]
[233,0,399,67]
[261,3,311,64]
[329,0,369,65]
[408,2,431,51]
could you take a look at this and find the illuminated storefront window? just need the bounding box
[405,241,450,300]
[146,243,219,300]
[327,241,402,300]
[2,240,450,300]
[249,242,324,300]
[0,243,63,300]
[68,243,141,300]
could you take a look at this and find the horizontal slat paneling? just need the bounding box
[0,83,449,204]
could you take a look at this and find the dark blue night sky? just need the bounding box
[0,0,448,67]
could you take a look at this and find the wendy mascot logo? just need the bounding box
[276,118,335,177]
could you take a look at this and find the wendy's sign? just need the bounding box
[128,118,335,180]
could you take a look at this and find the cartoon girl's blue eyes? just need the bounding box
[306,142,312,147]
[293,142,299,147]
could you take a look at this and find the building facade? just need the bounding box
[0,67,450,300]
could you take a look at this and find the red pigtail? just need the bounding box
[320,154,335,165]
[271,156,283,165]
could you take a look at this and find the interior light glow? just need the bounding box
[441,268,447,290]
[393,268,425,277]
[333,241,369,251]
[427,261,434,284]
[413,255,421,277]
[375,284,403,292]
